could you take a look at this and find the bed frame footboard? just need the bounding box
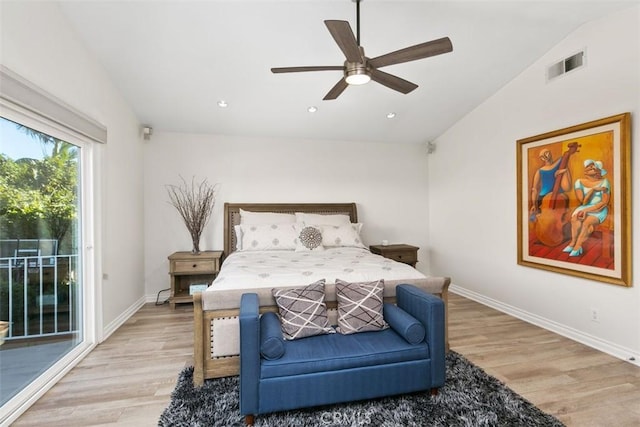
[193,293,244,386]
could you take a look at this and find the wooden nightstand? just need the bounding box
[168,250,223,309]
[369,244,419,268]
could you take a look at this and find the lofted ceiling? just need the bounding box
[57,0,635,145]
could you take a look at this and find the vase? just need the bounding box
[191,234,201,255]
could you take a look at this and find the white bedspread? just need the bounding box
[208,247,425,291]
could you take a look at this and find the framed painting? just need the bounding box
[517,113,632,286]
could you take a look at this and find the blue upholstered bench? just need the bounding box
[239,284,446,425]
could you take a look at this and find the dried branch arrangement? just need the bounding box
[166,176,218,254]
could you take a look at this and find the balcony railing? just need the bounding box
[0,254,79,341]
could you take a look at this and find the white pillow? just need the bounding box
[240,208,296,225]
[318,223,366,249]
[239,223,297,251]
[234,224,243,251]
[294,224,325,252]
[294,212,351,226]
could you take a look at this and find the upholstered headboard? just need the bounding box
[223,202,358,257]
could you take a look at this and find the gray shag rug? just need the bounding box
[159,351,564,427]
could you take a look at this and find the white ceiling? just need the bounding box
[57,0,636,145]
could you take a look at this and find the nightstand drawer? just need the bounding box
[173,260,216,274]
[384,251,417,264]
[369,244,419,267]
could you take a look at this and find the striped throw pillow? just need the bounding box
[272,280,335,340]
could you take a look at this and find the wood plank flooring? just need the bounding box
[12,293,640,426]
[448,295,640,427]
[11,302,194,427]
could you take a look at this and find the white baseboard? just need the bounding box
[101,295,146,342]
[450,284,640,367]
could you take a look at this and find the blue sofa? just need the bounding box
[239,284,446,425]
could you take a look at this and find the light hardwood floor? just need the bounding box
[12,294,640,426]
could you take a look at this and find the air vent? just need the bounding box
[548,50,585,80]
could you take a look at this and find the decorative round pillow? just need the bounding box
[299,226,322,250]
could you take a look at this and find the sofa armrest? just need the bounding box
[396,284,445,387]
[239,293,260,416]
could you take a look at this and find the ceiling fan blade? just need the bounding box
[370,68,418,94]
[324,20,363,63]
[369,37,453,68]
[323,78,349,100]
[271,66,343,73]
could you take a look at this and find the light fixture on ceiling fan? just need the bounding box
[345,56,370,85]
[270,0,453,100]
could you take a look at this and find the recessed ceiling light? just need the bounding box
[386,112,396,119]
[217,100,228,108]
[307,106,318,113]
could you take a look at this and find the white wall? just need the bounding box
[428,6,640,363]
[143,133,431,297]
[0,1,146,337]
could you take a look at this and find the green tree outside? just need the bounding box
[0,122,78,255]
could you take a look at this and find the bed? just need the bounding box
[192,202,451,385]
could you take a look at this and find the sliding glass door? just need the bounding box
[0,116,86,408]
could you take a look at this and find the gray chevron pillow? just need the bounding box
[336,278,388,335]
[272,280,335,340]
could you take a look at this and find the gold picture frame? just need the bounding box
[517,113,632,286]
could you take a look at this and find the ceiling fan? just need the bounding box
[271,0,453,100]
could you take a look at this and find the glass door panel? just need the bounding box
[0,116,83,407]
